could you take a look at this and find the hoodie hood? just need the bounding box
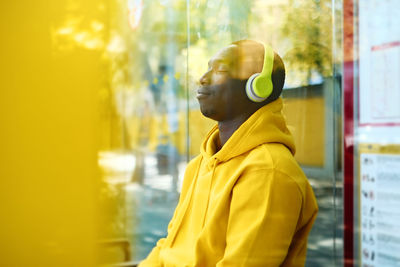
[200,98,295,162]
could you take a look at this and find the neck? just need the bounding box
[217,112,253,149]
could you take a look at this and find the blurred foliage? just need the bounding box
[97,0,335,156]
[52,0,334,153]
[282,0,332,83]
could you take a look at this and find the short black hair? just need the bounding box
[268,52,285,103]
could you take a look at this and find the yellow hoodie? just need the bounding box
[139,98,318,267]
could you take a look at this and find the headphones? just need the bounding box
[245,42,274,102]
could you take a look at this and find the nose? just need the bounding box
[199,70,211,86]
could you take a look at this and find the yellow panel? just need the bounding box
[283,97,325,167]
[0,1,107,266]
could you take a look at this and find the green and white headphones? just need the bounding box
[245,43,274,102]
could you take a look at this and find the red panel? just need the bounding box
[343,0,355,266]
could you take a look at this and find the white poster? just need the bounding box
[360,153,400,266]
[359,0,400,126]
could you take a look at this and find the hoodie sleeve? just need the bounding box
[139,156,203,267]
[137,238,165,267]
[216,169,303,267]
[138,193,181,267]
[138,199,180,267]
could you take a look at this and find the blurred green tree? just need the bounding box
[281,0,332,84]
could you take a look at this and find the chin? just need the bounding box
[200,109,212,118]
[200,107,216,120]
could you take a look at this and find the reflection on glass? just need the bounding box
[97,0,341,265]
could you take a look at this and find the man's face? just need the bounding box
[196,45,249,122]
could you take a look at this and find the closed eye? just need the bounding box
[216,69,228,73]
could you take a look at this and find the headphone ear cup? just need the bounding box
[245,42,275,103]
[246,73,268,102]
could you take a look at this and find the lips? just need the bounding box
[196,88,211,99]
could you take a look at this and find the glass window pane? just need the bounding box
[100,0,344,265]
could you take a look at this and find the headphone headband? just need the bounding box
[245,42,274,102]
[260,43,274,84]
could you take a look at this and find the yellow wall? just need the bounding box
[133,99,325,166]
[0,1,106,266]
[283,96,325,167]
[186,98,326,165]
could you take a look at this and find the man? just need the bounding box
[139,40,318,267]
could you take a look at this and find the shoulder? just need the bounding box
[240,143,310,196]
[180,155,203,194]
[186,154,203,171]
[241,143,295,172]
